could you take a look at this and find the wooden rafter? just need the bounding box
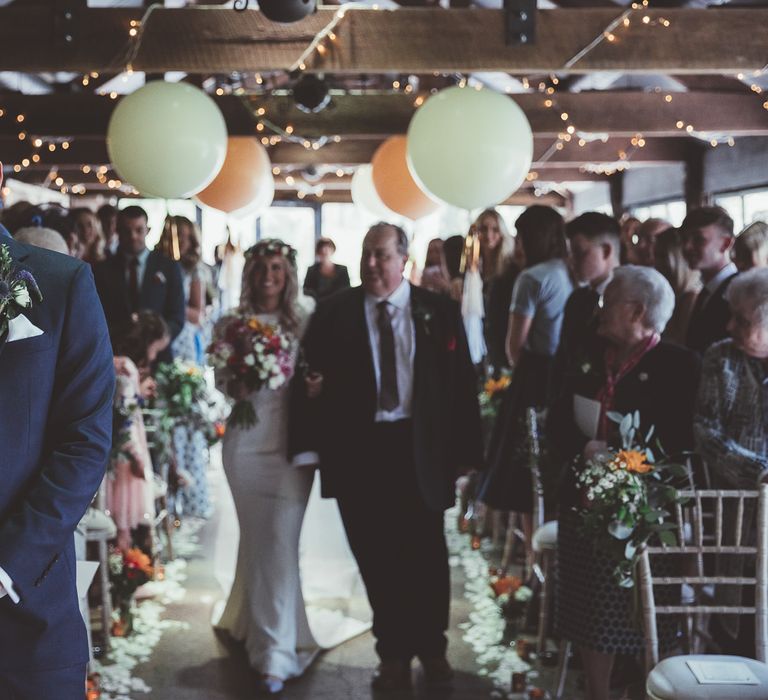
[0,92,766,142]
[0,7,766,74]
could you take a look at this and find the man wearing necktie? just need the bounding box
[291,223,482,691]
[0,163,115,697]
[93,205,185,356]
[682,206,739,355]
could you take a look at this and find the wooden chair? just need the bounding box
[640,485,768,700]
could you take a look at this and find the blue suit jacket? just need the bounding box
[0,229,115,671]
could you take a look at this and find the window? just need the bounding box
[714,188,768,234]
[630,200,686,226]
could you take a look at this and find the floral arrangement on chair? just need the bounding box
[152,359,224,445]
[488,569,534,622]
[208,315,294,428]
[575,411,688,588]
[478,372,512,419]
[108,547,154,636]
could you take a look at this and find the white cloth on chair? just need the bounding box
[532,520,558,552]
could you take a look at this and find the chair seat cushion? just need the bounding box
[647,655,768,699]
[82,507,117,539]
[532,520,557,552]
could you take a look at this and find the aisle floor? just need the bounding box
[133,475,497,700]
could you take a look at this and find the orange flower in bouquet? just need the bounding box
[613,449,652,474]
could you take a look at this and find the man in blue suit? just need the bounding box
[0,164,115,697]
[93,205,185,354]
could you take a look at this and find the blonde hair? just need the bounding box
[239,240,306,335]
[654,227,700,297]
[155,215,202,271]
[733,221,768,268]
[474,208,516,278]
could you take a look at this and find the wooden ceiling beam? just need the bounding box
[0,92,765,141]
[271,188,568,208]
[0,7,765,74]
[0,134,696,175]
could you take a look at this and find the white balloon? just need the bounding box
[407,87,534,210]
[107,81,228,199]
[351,164,399,221]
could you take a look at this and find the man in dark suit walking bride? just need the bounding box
[291,223,482,690]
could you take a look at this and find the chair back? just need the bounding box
[526,407,545,531]
[638,484,768,670]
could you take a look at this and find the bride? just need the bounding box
[213,239,368,696]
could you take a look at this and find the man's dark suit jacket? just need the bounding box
[685,273,738,355]
[290,284,483,512]
[93,249,185,341]
[0,232,114,671]
[550,286,601,400]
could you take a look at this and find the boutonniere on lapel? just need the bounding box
[638,372,649,382]
[0,243,43,340]
[154,271,167,285]
[411,302,434,337]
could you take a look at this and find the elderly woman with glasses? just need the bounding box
[549,266,700,700]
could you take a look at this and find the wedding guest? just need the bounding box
[420,238,452,295]
[619,216,641,264]
[291,223,482,691]
[654,227,701,345]
[695,268,768,488]
[480,206,571,554]
[682,206,738,354]
[155,215,207,364]
[476,210,520,373]
[109,312,171,551]
[71,207,106,265]
[14,226,69,255]
[694,268,768,656]
[732,221,768,272]
[154,215,211,518]
[93,205,185,356]
[97,203,119,256]
[303,237,350,300]
[631,217,670,267]
[214,240,320,695]
[442,234,466,302]
[554,212,621,383]
[549,266,699,700]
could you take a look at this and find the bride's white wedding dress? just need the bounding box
[213,312,370,680]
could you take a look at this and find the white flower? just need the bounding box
[244,354,256,366]
[514,585,533,603]
[13,285,31,307]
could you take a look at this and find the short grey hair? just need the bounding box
[14,226,69,255]
[610,265,676,334]
[726,268,768,326]
[367,222,409,257]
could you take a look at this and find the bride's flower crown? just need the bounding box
[245,239,298,268]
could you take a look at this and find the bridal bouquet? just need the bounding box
[208,314,294,429]
[575,411,688,588]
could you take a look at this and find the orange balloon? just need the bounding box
[196,137,271,213]
[371,136,439,220]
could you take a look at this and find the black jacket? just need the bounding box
[685,273,737,355]
[303,263,351,301]
[289,284,483,511]
[548,340,701,506]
